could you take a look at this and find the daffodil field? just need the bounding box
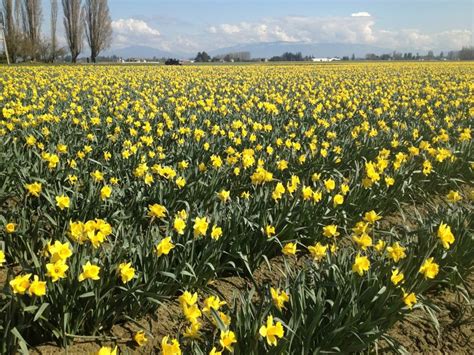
[0,63,473,354]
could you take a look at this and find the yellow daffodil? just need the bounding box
[402,290,417,309]
[0,250,5,266]
[134,330,147,346]
[437,222,455,249]
[323,224,339,238]
[48,240,73,262]
[173,217,186,235]
[25,182,42,197]
[155,237,175,257]
[202,295,226,315]
[419,257,439,279]
[446,190,462,203]
[391,269,404,286]
[118,262,135,283]
[10,274,31,294]
[352,254,370,276]
[209,347,222,355]
[265,225,276,238]
[183,320,202,339]
[161,336,181,355]
[100,185,112,200]
[374,239,386,252]
[333,194,344,207]
[211,225,223,240]
[183,303,201,323]
[259,315,284,346]
[270,287,289,311]
[28,275,46,296]
[324,178,336,192]
[193,216,209,237]
[363,210,382,223]
[308,242,327,261]
[46,260,69,282]
[55,194,70,210]
[97,346,117,355]
[148,203,167,219]
[282,242,297,256]
[5,222,16,234]
[78,261,100,281]
[219,330,237,352]
[272,182,285,201]
[386,242,407,262]
[217,189,230,202]
[179,291,198,307]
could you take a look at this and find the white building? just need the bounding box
[312,57,341,62]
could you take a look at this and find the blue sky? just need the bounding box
[42,0,473,53]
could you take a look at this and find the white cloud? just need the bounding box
[351,12,371,17]
[432,30,473,50]
[220,24,241,34]
[373,28,473,50]
[108,15,472,54]
[207,15,376,46]
[204,15,471,51]
[111,19,161,48]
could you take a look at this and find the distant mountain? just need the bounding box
[209,41,393,58]
[103,45,190,59]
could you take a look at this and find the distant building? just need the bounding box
[311,57,341,62]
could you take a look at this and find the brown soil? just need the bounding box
[381,276,473,354]
[0,268,7,288]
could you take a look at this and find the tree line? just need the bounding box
[1,0,112,63]
[194,51,251,63]
[364,47,474,61]
[194,48,474,63]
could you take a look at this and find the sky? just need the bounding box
[40,0,473,54]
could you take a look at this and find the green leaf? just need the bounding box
[33,303,50,322]
[10,327,29,354]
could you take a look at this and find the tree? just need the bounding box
[84,0,112,63]
[458,46,474,60]
[195,51,210,62]
[446,51,456,60]
[21,0,42,60]
[1,0,21,62]
[62,0,83,63]
[50,0,57,61]
[392,51,402,60]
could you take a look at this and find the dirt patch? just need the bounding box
[381,275,473,354]
[31,298,184,354]
[0,268,7,288]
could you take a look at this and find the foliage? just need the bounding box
[0,63,472,353]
